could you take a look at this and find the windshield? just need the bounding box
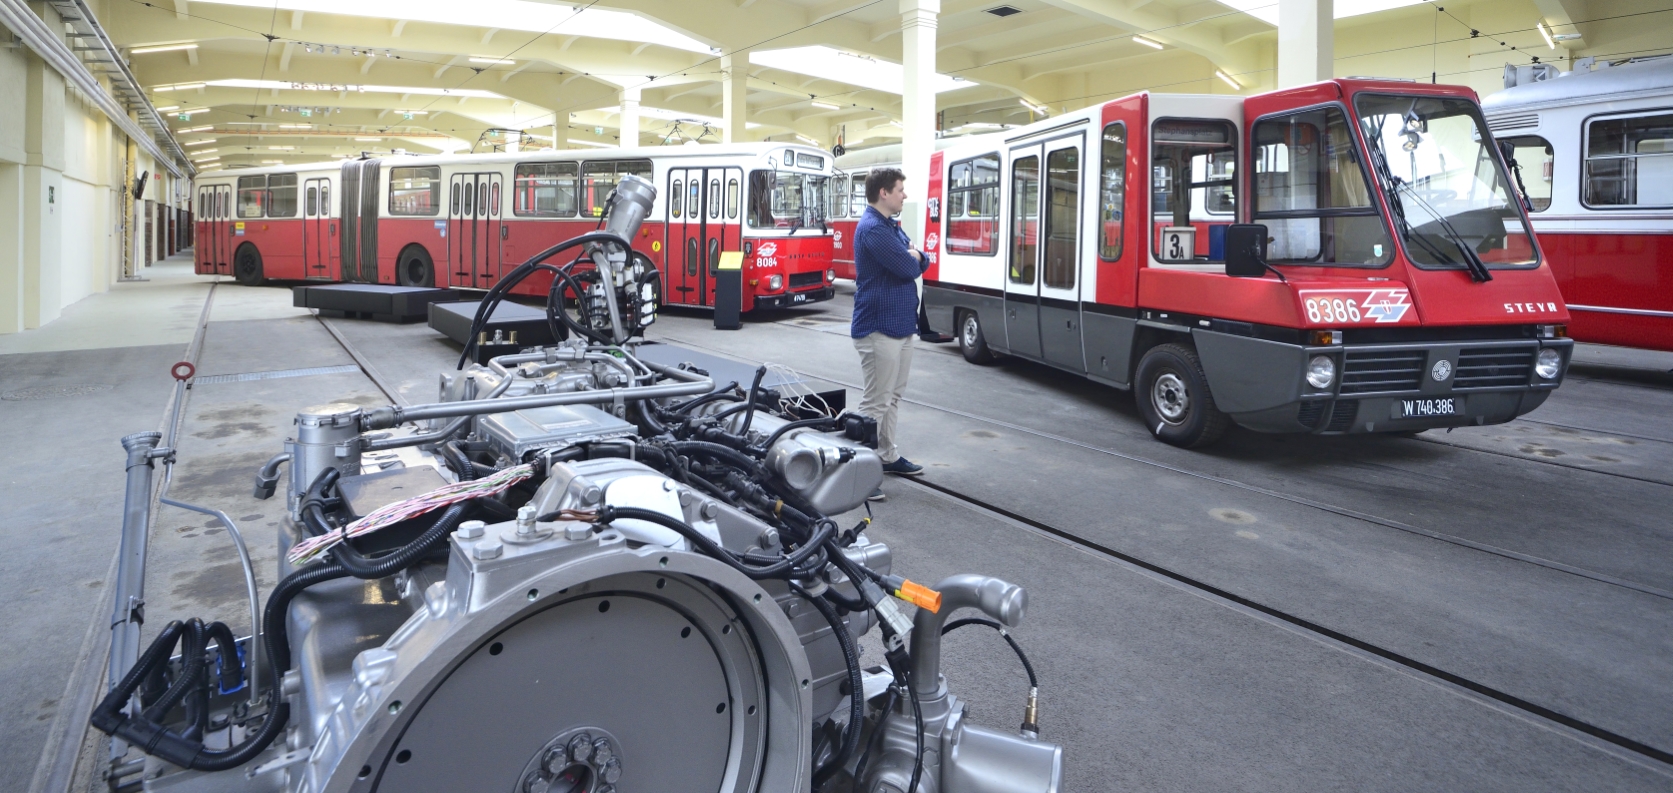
[1355,95,1536,268]
[748,170,829,230]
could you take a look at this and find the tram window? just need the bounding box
[709,179,721,219]
[1043,147,1079,289]
[491,182,500,215]
[1150,119,1237,262]
[306,186,318,216]
[582,159,653,217]
[322,184,329,216]
[826,177,847,219]
[1584,112,1673,208]
[464,182,475,215]
[850,173,867,216]
[268,173,298,218]
[1099,123,1127,260]
[946,153,1000,255]
[388,166,441,216]
[1009,155,1039,285]
[671,179,683,218]
[1251,106,1391,266]
[237,175,266,218]
[1499,135,1554,212]
[687,180,700,218]
[478,183,489,216]
[514,162,578,217]
[451,183,460,215]
[726,178,740,219]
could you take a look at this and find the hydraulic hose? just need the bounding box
[668,440,763,475]
[598,507,833,580]
[739,365,767,439]
[795,584,864,787]
[304,498,468,580]
[459,231,631,368]
[943,617,1041,735]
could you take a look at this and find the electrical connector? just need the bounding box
[882,575,941,613]
[858,577,913,645]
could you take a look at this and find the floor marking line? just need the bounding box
[315,314,407,405]
[193,364,360,384]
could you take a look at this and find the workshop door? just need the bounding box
[666,167,742,306]
[449,172,504,289]
[302,178,333,278]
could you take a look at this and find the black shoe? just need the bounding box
[882,457,924,476]
[919,332,955,344]
[867,487,887,502]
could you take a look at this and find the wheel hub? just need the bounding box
[1152,372,1190,424]
[962,316,979,347]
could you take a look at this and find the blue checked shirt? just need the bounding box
[851,206,929,339]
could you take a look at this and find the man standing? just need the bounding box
[852,168,928,489]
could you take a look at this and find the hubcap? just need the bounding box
[1151,371,1190,424]
[962,315,979,348]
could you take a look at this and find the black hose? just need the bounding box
[458,231,630,368]
[669,441,762,475]
[312,503,467,580]
[852,687,897,790]
[739,365,767,439]
[440,440,476,480]
[202,621,244,695]
[140,618,205,724]
[941,617,1039,689]
[795,584,864,788]
[671,385,743,415]
[599,507,833,580]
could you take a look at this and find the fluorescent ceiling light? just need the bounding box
[1132,35,1164,50]
[153,82,205,92]
[184,138,217,146]
[750,47,971,95]
[154,105,180,112]
[1020,99,1048,115]
[179,108,211,115]
[191,0,710,54]
[189,148,218,154]
[192,157,220,163]
[176,125,214,133]
[1216,70,1242,89]
[279,124,312,129]
[469,56,514,65]
[1214,0,1428,25]
[269,145,295,150]
[132,43,198,54]
[811,101,840,110]
[262,159,285,164]
[206,78,499,99]
[1537,21,1555,49]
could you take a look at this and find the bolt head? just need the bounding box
[568,733,593,762]
[472,541,503,560]
[563,522,592,541]
[700,501,719,520]
[518,505,537,521]
[591,739,613,765]
[582,486,603,505]
[456,520,486,540]
[601,758,622,784]
[542,747,568,775]
[524,775,550,793]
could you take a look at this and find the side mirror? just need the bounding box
[1224,224,1269,278]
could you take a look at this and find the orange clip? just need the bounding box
[895,580,942,613]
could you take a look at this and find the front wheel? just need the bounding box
[233,244,265,286]
[1134,342,1229,448]
[397,245,435,287]
[958,310,998,365]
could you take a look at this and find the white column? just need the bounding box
[619,85,642,148]
[898,0,938,247]
[721,50,750,144]
[1277,0,1333,88]
[551,116,568,150]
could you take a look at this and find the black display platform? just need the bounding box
[428,300,558,349]
[293,284,461,322]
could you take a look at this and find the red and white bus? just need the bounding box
[192,143,840,311]
[1483,56,1673,352]
[922,79,1574,447]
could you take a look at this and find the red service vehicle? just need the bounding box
[922,80,1574,447]
[1483,56,1673,352]
[192,143,840,312]
[830,135,1006,280]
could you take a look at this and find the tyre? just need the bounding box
[397,245,435,287]
[1134,342,1230,448]
[957,309,998,365]
[233,244,265,286]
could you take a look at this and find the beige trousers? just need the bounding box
[853,332,916,463]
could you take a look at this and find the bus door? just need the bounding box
[213,184,233,274]
[302,177,332,278]
[1037,138,1086,371]
[450,172,504,289]
[666,166,743,307]
[1004,146,1043,358]
[195,186,214,273]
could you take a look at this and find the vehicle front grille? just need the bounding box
[1325,400,1359,432]
[1455,347,1534,389]
[788,271,825,289]
[1298,400,1326,429]
[1340,349,1425,394]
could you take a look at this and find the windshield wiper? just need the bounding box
[1362,121,1493,283]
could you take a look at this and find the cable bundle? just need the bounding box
[287,463,535,565]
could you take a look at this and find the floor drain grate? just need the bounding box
[195,364,361,384]
[1,383,116,401]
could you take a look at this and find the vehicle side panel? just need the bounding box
[1541,230,1673,350]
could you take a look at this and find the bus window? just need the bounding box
[747,170,827,229]
[321,184,329,216]
[1584,112,1673,207]
[671,179,682,218]
[1499,135,1553,212]
[1043,147,1079,288]
[1099,123,1126,260]
[516,162,579,217]
[582,160,654,217]
[268,173,298,218]
[237,175,265,218]
[687,179,700,218]
[1252,106,1391,266]
[1151,119,1236,262]
[1009,155,1039,285]
[306,185,318,216]
[389,166,441,215]
[451,182,461,215]
[946,153,1000,255]
[709,179,721,219]
[726,178,740,219]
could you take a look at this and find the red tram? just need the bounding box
[192,143,840,311]
[922,80,1574,447]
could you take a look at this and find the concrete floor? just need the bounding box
[4,261,1672,792]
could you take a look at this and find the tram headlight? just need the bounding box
[768,274,783,291]
[827,269,835,282]
[1535,348,1562,379]
[1306,355,1336,389]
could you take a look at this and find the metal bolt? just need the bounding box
[543,747,568,776]
[591,739,613,766]
[524,774,550,793]
[472,541,503,560]
[661,479,675,492]
[516,505,537,536]
[678,490,695,507]
[564,522,592,542]
[700,501,719,520]
[456,520,486,540]
[568,733,593,763]
[601,758,622,784]
[760,527,779,547]
[581,486,603,506]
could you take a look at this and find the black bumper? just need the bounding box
[752,287,835,310]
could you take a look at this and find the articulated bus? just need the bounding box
[921,79,1574,447]
[1483,56,1673,352]
[192,143,840,311]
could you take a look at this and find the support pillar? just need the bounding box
[619,86,642,148]
[722,50,750,144]
[899,0,938,247]
[1277,0,1333,88]
[551,116,568,150]
[23,54,64,328]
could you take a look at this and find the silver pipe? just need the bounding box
[366,374,713,429]
[108,432,162,697]
[158,497,262,708]
[909,574,1028,698]
[253,451,290,499]
[361,373,515,451]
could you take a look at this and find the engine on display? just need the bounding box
[90,174,1063,793]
